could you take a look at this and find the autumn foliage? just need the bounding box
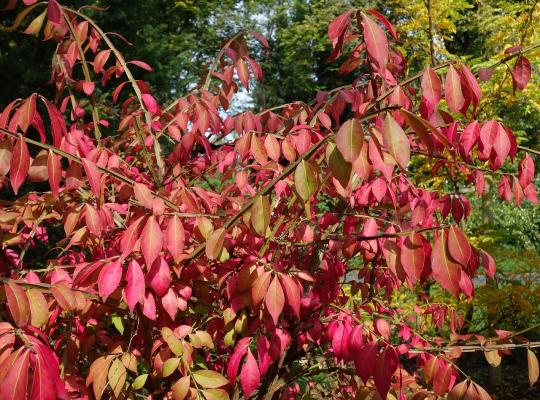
[0,1,539,399]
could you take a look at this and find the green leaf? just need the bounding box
[250,195,271,236]
[192,370,229,389]
[111,314,124,335]
[336,118,363,162]
[108,358,127,398]
[162,327,184,356]
[205,228,226,260]
[327,142,351,188]
[203,388,230,400]
[294,160,318,201]
[132,374,148,390]
[162,357,180,378]
[381,113,410,170]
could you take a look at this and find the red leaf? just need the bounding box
[400,233,425,284]
[142,292,157,320]
[421,67,442,111]
[236,58,250,89]
[264,135,281,162]
[47,0,62,25]
[5,282,30,327]
[0,139,12,176]
[240,349,260,397]
[374,347,398,398]
[279,274,301,318]
[18,94,36,132]
[492,126,511,169]
[512,56,531,90]
[98,260,122,301]
[125,260,145,312]
[367,9,397,39]
[93,49,111,73]
[165,216,185,263]
[250,30,269,48]
[47,150,61,199]
[30,352,57,400]
[134,182,154,209]
[252,271,272,306]
[362,13,388,67]
[148,257,171,297]
[120,216,143,260]
[328,10,352,41]
[375,319,391,340]
[81,159,102,199]
[0,348,30,400]
[265,275,284,325]
[478,68,493,82]
[141,94,158,114]
[227,338,251,385]
[83,81,95,96]
[141,216,162,266]
[460,121,479,156]
[519,155,535,188]
[431,230,462,297]
[128,60,153,71]
[447,225,471,267]
[85,204,103,236]
[445,65,465,113]
[9,134,30,195]
[433,364,453,395]
[354,342,378,383]
[460,63,482,111]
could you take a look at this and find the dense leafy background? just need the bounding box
[0,1,539,398]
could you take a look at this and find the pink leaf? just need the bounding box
[400,233,425,284]
[148,257,171,297]
[93,50,111,74]
[227,338,251,385]
[480,250,496,278]
[0,349,30,400]
[128,60,153,71]
[134,182,154,209]
[477,67,493,82]
[519,155,535,188]
[165,216,185,263]
[120,216,143,260]
[97,260,122,301]
[240,349,260,397]
[265,275,284,325]
[373,346,398,398]
[445,65,465,113]
[279,274,301,318]
[141,93,158,114]
[328,10,352,41]
[362,13,388,67]
[161,288,178,320]
[367,9,397,39]
[125,260,145,312]
[421,67,442,111]
[10,134,30,195]
[82,81,95,96]
[446,225,471,267]
[512,56,531,90]
[141,216,162,267]
[47,0,62,25]
[81,159,102,199]
[47,150,61,200]
[431,230,462,297]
